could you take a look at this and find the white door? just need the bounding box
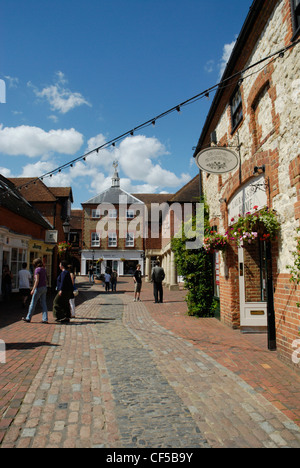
[238,243,267,328]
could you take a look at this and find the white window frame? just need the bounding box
[108,232,117,248]
[127,209,135,219]
[91,232,100,247]
[109,209,118,218]
[126,232,135,247]
[92,209,101,218]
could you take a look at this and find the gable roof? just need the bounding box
[82,186,144,206]
[8,178,73,203]
[0,175,52,229]
[169,174,200,203]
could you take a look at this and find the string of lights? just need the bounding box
[0,38,299,200]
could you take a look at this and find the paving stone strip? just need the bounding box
[2,288,300,448]
[122,297,300,449]
[97,295,209,448]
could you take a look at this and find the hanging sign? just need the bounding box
[195,147,239,174]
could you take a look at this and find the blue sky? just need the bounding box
[0,0,253,208]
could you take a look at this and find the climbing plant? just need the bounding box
[171,203,214,317]
[288,229,300,308]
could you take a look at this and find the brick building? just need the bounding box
[193,0,300,367]
[9,177,73,285]
[68,209,84,274]
[81,164,145,276]
[0,175,53,294]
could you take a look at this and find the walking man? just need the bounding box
[151,260,165,304]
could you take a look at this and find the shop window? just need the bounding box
[11,248,26,289]
[123,260,138,275]
[230,86,243,131]
[43,254,52,287]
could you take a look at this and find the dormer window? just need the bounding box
[92,209,100,218]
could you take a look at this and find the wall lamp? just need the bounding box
[253,165,265,176]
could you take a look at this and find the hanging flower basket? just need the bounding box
[57,241,72,253]
[226,206,280,247]
[203,232,229,253]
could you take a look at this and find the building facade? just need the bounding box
[8,177,74,286]
[0,175,53,294]
[81,165,145,277]
[193,0,300,367]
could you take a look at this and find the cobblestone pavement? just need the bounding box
[0,278,300,448]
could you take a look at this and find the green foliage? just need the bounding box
[171,205,214,317]
[227,206,280,247]
[287,230,300,308]
[203,232,228,253]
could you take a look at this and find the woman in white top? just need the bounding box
[18,262,32,308]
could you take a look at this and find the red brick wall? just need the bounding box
[0,206,46,240]
[274,274,300,370]
[219,246,240,329]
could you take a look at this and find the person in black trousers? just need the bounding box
[151,261,165,303]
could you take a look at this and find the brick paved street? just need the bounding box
[0,277,300,448]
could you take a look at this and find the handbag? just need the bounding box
[73,285,79,297]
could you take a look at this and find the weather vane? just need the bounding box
[113,160,118,170]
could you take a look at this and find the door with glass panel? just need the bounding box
[238,240,267,327]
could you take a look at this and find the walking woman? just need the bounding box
[68,264,76,318]
[23,258,48,323]
[53,261,74,323]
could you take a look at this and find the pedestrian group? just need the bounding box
[19,258,77,325]
[2,257,166,324]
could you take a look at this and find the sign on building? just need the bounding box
[227,175,268,225]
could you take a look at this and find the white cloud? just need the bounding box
[204,60,215,73]
[116,135,190,188]
[30,71,91,114]
[219,39,237,79]
[20,160,56,177]
[5,132,191,198]
[0,124,84,157]
[4,76,19,88]
[0,167,12,178]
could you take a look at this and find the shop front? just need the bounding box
[0,228,30,293]
[81,250,144,277]
[28,239,55,287]
[225,175,271,331]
